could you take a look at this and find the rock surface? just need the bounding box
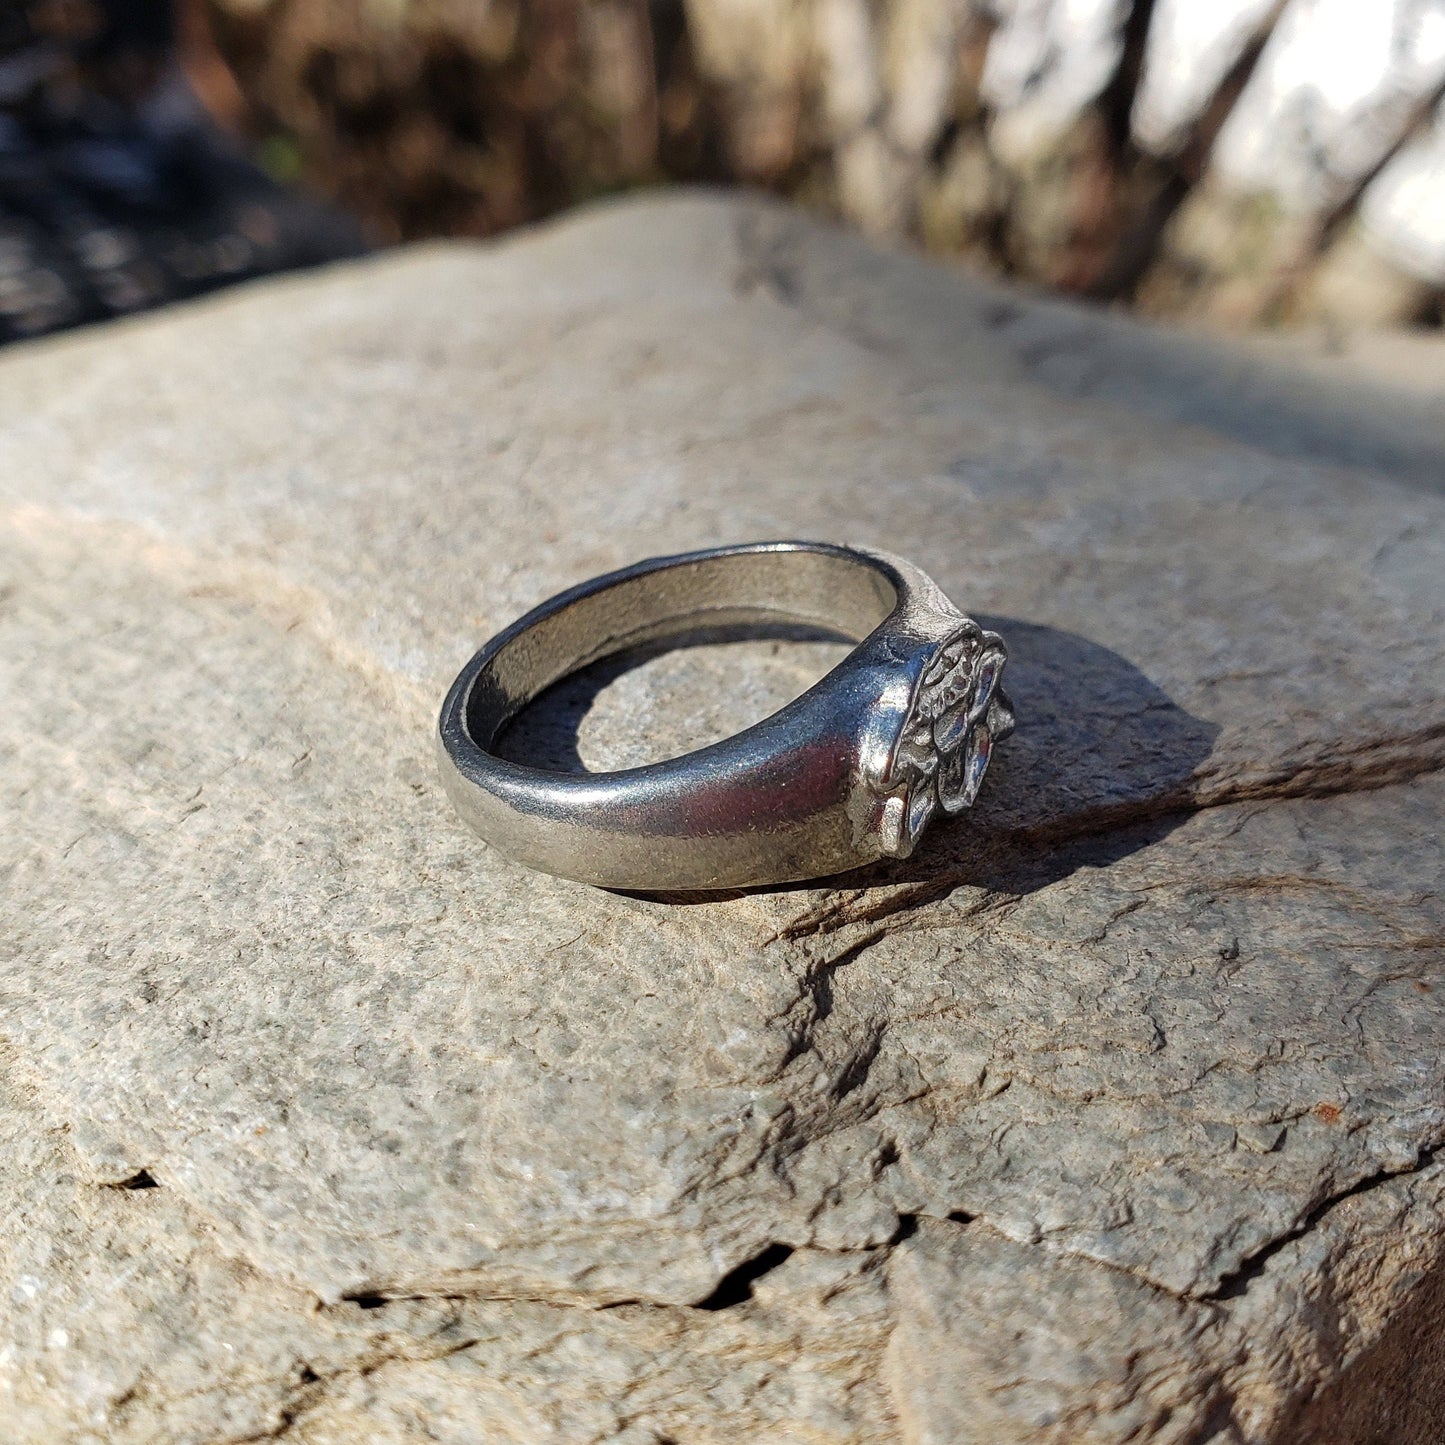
[0,191,1442,1442]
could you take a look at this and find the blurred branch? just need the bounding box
[1054,0,1160,291]
[177,0,251,132]
[1096,0,1158,163]
[1083,0,1291,302]
[1263,67,1445,318]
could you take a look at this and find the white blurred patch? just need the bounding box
[1132,0,1279,153]
[1363,112,1445,281]
[981,0,1122,163]
[977,0,1445,281]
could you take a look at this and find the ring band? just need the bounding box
[436,541,1014,890]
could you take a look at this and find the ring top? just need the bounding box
[437,542,1013,890]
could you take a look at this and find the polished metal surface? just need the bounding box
[437,542,1014,890]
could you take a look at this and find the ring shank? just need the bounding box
[438,542,949,890]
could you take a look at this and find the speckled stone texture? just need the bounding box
[0,192,1442,1443]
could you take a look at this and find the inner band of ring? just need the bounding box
[466,544,899,748]
[437,541,973,891]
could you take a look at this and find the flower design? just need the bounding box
[875,622,1014,857]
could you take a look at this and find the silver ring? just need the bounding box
[437,541,1014,890]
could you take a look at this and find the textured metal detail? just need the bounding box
[873,621,1014,859]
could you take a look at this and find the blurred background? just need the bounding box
[4,0,1445,345]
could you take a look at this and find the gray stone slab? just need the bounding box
[0,192,1441,1440]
